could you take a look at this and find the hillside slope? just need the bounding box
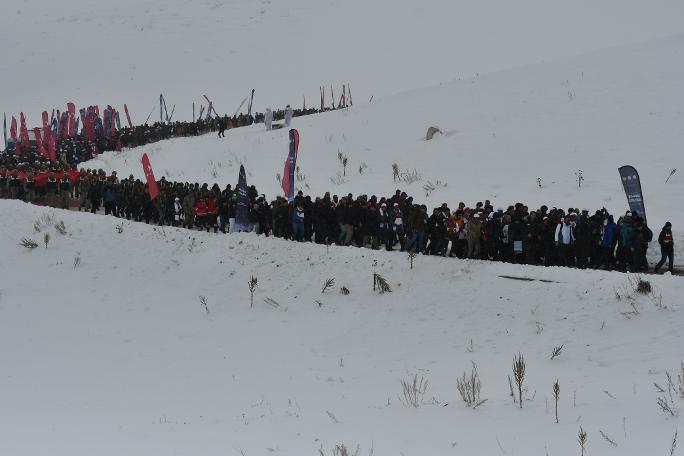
[0,200,681,455]
[86,36,684,252]
[1,0,683,121]
[0,201,684,456]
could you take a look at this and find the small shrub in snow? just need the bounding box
[337,151,348,176]
[199,295,210,315]
[392,163,400,182]
[73,252,81,269]
[43,233,50,249]
[322,277,335,293]
[20,238,39,249]
[54,221,67,235]
[536,177,542,188]
[318,444,366,456]
[655,370,680,417]
[636,278,652,294]
[671,431,678,456]
[372,273,391,293]
[578,426,588,456]
[575,169,584,188]
[553,380,560,423]
[407,251,417,269]
[550,345,564,360]
[339,286,350,295]
[399,374,428,408]
[248,276,258,308]
[457,363,485,408]
[116,223,124,234]
[512,353,526,409]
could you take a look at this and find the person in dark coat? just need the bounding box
[654,222,674,274]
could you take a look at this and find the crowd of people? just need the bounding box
[0,162,675,274]
[1,104,326,170]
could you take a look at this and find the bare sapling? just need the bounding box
[550,345,564,360]
[553,380,560,423]
[399,374,428,408]
[578,426,588,456]
[408,251,417,269]
[457,362,485,407]
[248,276,258,308]
[513,353,526,409]
[44,232,50,248]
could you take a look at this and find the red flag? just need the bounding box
[141,153,159,200]
[67,102,76,137]
[124,104,133,128]
[33,128,48,158]
[281,129,300,201]
[19,112,30,147]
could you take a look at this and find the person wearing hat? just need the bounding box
[654,222,674,274]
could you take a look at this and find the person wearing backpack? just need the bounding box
[555,216,574,267]
[654,222,674,274]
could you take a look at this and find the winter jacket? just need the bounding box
[658,228,674,253]
[555,223,574,245]
[601,221,618,247]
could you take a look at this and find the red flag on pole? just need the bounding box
[19,112,30,147]
[141,153,159,200]
[124,104,133,128]
[281,129,300,202]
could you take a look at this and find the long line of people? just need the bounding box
[1,105,324,170]
[0,165,675,274]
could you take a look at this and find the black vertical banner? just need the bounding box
[618,165,647,224]
[234,165,250,232]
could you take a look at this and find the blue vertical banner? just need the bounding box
[234,165,251,232]
[618,165,647,224]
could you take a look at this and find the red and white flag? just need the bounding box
[141,153,159,200]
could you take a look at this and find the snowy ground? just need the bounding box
[2,1,683,454]
[0,199,681,455]
[85,35,684,258]
[2,0,684,122]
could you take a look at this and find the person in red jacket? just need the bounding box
[205,195,219,233]
[193,198,208,230]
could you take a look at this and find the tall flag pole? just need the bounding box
[281,129,300,202]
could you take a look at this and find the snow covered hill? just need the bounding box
[2,0,684,123]
[85,35,684,257]
[0,199,681,455]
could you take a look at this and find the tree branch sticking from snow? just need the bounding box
[550,345,564,360]
[322,277,335,294]
[19,238,39,249]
